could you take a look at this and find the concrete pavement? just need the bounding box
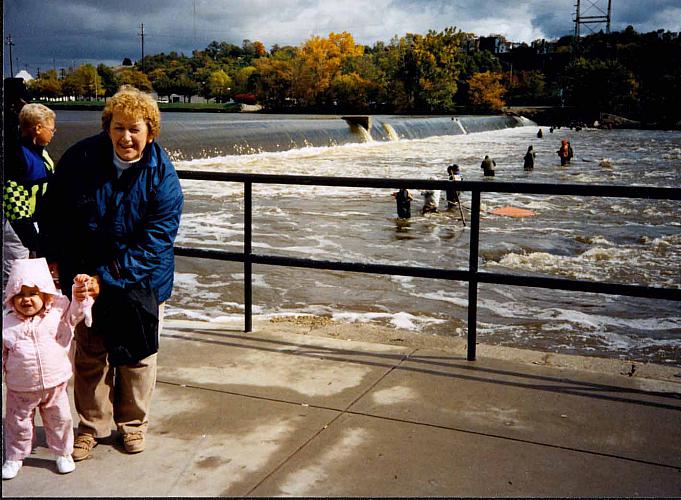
[3,318,681,497]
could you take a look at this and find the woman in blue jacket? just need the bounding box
[42,86,184,461]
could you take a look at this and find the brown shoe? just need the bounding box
[122,432,145,454]
[72,434,97,462]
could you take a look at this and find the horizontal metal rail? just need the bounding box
[172,248,681,302]
[175,171,681,360]
[177,171,681,200]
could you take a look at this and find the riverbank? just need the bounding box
[45,99,678,130]
[39,100,241,113]
[508,106,680,131]
[3,318,679,497]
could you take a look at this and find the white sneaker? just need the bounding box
[2,460,22,479]
[56,455,75,474]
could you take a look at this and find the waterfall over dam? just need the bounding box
[48,111,534,162]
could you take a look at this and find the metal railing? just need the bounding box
[174,171,681,361]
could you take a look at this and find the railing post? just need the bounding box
[244,181,253,332]
[467,189,481,361]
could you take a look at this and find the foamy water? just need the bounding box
[170,126,681,366]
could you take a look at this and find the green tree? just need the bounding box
[412,27,466,111]
[207,69,233,102]
[330,72,372,110]
[374,28,467,112]
[174,74,199,102]
[97,64,120,97]
[341,51,385,109]
[148,68,173,99]
[382,34,420,111]
[505,70,547,105]
[233,65,257,94]
[564,58,638,116]
[62,64,102,99]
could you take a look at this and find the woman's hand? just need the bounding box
[72,274,101,301]
[87,275,101,300]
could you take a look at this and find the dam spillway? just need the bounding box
[48,112,534,162]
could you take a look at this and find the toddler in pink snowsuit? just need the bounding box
[2,258,93,479]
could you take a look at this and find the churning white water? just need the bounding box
[170,125,681,366]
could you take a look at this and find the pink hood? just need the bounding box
[5,258,60,309]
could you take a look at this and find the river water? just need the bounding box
[48,111,681,365]
[166,124,680,366]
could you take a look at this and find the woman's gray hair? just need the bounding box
[19,103,56,132]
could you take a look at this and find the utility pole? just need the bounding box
[6,34,15,76]
[139,23,145,72]
[574,0,580,39]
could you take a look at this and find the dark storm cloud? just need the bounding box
[4,0,680,78]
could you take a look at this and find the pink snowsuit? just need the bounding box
[3,258,93,461]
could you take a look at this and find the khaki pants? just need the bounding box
[74,303,165,438]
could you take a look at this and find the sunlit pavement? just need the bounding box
[3,319,680,497]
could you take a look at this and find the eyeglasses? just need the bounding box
[39,125,57,135]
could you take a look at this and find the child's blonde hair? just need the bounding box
[19,103,56,134]
[101,85,161,139]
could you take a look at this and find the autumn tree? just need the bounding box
[31,69,62,98]
[117,68,153,92]
[456,45,501,103]
[253,41,267,57]
[252,56,294,109]
[468,71,506,111]
[293,32,364,107]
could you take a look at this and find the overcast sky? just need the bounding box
[4,0,681,77]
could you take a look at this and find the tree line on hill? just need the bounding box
[29,26,680,127]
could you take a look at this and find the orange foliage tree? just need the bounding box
[294,32,364,107]
[467,71,506,111]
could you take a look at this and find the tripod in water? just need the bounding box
[445,164,466,226]
[446,190,466,226]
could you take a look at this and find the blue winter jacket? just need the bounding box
[42,133,183,302]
